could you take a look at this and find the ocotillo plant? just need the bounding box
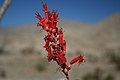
[35,3,84,80]
[0,0,11,21]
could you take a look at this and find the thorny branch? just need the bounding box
[0,0,11,21]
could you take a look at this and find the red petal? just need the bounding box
[42,3,48,12]
[58,29,63,44]
[58,54,67,63]
[44,40,50,49]
[35,11,42,20]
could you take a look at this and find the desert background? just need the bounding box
[0,0,120,80]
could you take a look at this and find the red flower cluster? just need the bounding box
[35,3,84,80]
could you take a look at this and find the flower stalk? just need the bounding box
[35,3,84,80]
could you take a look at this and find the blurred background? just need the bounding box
[0,0,120,80]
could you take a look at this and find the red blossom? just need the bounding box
[57,54,67,64]
[70,54,84,65]
[35,3,84,80]
[42,3,48,13]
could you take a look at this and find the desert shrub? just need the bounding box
[21,46,35,55]
[0,68,6,78]
[35,61,49,72]
[104,74,114,80]
[82,68,102,80]
[82,68,114,80]
[75,50,82,55]
[0,46,7,55]
[21,46,42,56]
[0,37,11,55]
[86,54,98,63]
[106,49,120,71]
[0,47,4,55]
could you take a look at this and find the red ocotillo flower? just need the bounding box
[70,54,84,65]
[35,2,84,80]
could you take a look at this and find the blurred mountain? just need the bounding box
[0,13,120,53]
[94,13,120,50]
